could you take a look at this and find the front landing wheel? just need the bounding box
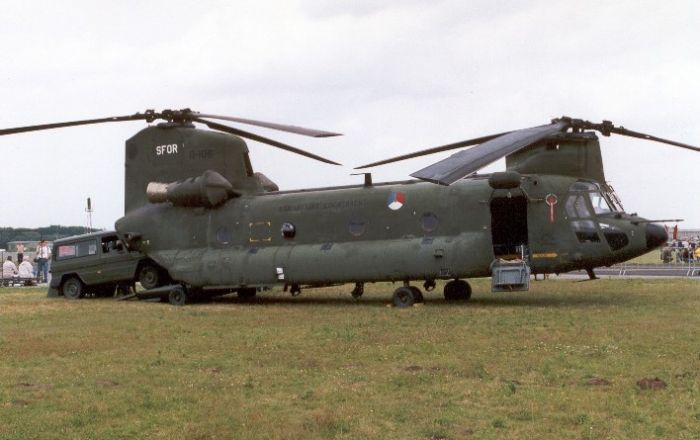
[409,286,424,303]
[392,286,416,308]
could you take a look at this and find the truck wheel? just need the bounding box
[139,264,161,290]
[168,286,187,306]
[62,277,84,300]
[392,286,416,308]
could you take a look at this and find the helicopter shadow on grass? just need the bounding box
[202,292,636,309]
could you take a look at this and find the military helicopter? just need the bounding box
[1,109,697,306]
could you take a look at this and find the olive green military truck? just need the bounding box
[48,231,169,299]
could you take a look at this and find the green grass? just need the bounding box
[2,279,700,439]
[627,250,663,264]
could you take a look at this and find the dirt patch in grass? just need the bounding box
[637,377,667,390]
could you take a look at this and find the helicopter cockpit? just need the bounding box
[565,180,632,250]
[566,181,621,215]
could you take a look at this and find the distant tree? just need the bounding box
[0,226,98,249]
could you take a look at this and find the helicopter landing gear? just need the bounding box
[444,279,471,301]
[289,284,302,296]
[392,286,417,308]
[409,286,424,303]
[168,285,188,306]
[351,282,364,299]
[585,268,598,280]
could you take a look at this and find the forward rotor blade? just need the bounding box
[609,126,700,152]
[411,121,569,185]
[557,116,700,153]
[193,117,342,166]
[196,113,341,138]
[0,113,149,136]
[354,132,509,169]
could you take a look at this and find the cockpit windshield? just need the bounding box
[588,192,613,214]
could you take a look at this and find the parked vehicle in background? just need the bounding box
[48,231,170,299]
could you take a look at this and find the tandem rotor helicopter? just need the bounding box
[1,109,697,306]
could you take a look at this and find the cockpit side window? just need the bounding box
[565,195,592,218]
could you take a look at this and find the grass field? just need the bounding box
[627,250,663,265]
[2,279,699,439]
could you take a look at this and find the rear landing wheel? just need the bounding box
[444,279,471,301]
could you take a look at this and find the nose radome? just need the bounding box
[645,223,668,250]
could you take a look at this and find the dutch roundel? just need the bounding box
[387,191,405,210]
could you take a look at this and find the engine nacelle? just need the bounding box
[147,170,235,208]
[488,171,522,189]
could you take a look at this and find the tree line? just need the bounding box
[0,226,95,249]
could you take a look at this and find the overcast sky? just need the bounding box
[1,0,699,230]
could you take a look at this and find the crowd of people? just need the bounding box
[1,240,52,285]
[661,239,700,264]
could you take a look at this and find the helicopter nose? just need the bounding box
[645,223,668,250]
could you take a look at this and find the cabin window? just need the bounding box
[281,223,296,239]
[348,220,366,237]
[216,226,232,245]
[420,212,439,232]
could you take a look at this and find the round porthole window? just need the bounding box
[281,222,296,239]
[420,212,438,232]
[216,226,232,244]
[349,219,366,237]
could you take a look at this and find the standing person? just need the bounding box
[36,240,51,283]
[16,243,25,263]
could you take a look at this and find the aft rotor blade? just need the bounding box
[0,113,149,136]
[354,132,509,169]
[194,117,342,165]
[196,113,341,138]
[411,121,569,185]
